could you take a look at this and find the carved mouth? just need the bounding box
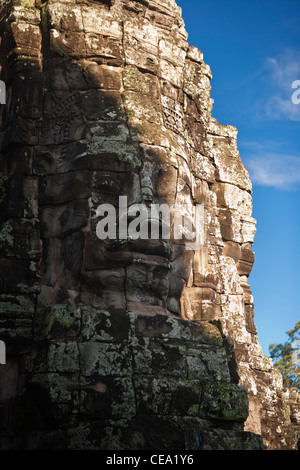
[102,210,174,260]
[103,236,173,264]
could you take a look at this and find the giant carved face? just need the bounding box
[38,93,197,318]
[79,144,196,318]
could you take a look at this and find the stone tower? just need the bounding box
[0,0,299,450]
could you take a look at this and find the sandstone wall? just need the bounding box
[0,0,299,450]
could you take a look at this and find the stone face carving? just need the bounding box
[0,0,299,450]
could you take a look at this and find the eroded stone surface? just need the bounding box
[0,0,299,450]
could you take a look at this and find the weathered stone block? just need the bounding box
[218,207,242,243]
[236,247,255,276]
[40,199,89,238]
[33,142,90,174]
[80,268,127,312]
[85,63,122,90]
[182,286,221,321]
[83,89,124,120]
[223,241,242,263]
[212,182,253,218]
[85,34,124,65]
[80,308,131,343]
[39,170,92,205]
[34,340,80,373]
[46,61,88,91]
[183,59,212,99]
[28,372,80,426]
[43,91,84,119]
[213,154,252,192]
[10,22,41,59]
[4,175,38,218]
[199,383,249,421]
[125,254,171,307]
[0,257,40,294]
[82,5,122,38]
[192,154,216,183]
[0,218,41,260]
[34,305,81,341]
[0,293,35,351]
[134,376,201,417]
[194,428,264,450]
[79,342,132,379]
[132,314,174,339]
[48,3,84,31]
[38,116,85,146]
[123,90,163,126]
[131,337,187,377]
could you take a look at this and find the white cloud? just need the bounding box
[262,50,300,121]
[244,51,300,189]
[265,94,300,121]
[246,153,300,188]
[241,142,300,190]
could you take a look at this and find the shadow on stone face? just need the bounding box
[24,59,199,319]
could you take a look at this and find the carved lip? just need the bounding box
[104,237,173,264]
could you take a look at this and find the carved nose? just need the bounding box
[141,186,154,204]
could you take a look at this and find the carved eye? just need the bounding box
[97,176,120,194]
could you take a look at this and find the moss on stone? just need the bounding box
[40,3,49,32]
[200,382,249,422]
[81,308,131,343]
[35,305,81,341]
[20,0,35,7]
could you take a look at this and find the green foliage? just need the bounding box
[269,321,300,391]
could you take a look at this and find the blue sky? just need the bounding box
[176,0,300,355]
